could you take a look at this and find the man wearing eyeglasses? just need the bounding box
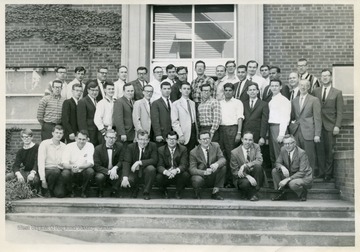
[133,85,154,140]
[189,130,226,200]
[170,66,188,102]
[129,66,149,101]
[297,58,320,93]
[149,66,163,102]
[83,66,111,101]
[222,60,240,84]
[271,135,313,201]
[190,60,215,105]
[45,66,68,98]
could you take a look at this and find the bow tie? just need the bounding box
[106,147,113,150]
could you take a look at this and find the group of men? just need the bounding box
[8,58,343,202]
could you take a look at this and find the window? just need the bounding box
[6,67,56,124]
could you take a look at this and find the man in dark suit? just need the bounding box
[230,131,264,201]
[262,66,291,101]
[77,81,99,146]
[312,69,344,181]
[151,81,172,147]
[62,83,83,143]
[288,72,300,101]
[189,131,226,200]
[83,66,111,102]
[170,66,188,102]
[271,135,313,201]
[120,130,158,200]
[93,129,125,197]
[128,66,148,101]
[156,131,190,199]
[113,83,135,146]
[289,79,321,176]
[233,65,252,103]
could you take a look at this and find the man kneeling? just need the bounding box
[271,134,313,201]
[230,131,264,201]
[189,131,226,200]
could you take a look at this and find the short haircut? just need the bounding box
[195,60,206,68]
[321,69,332,76]
[105,129,116,136]
[177,66,188,74]
[198,130,211,139]
[56,66,66,72]
[52,79,63,87]
[223,83,235,90]
[153,66,163,73]
[77,130,89,138]
[137,66,148,73]
[166,130,178,139]
[200,83,212,91]
[160,81,171,89]
[298,58,308,64]
[299,79,311,88]
[246,60,258,68]
[225,60,236,68]
[97,66,108,72]
[166,64,176,72]
[180,82,191,88]
[20,129,33,137]
[270,66,281,73]
[118,65,128,71]
[143,84,154,90]
[123,83,133,91]
[260,64,270,71]
[74,66,86,74]
[247,83,260,91]
[72,83,82,90]
[237,65,247,71]
[137,129,149,138]
[52,125,63,132]
[103,82,114,89]
[283,134,296,142]
[87,81,98,90]
[216,65,226,70]
[270,79,282,86]
[242,131,254,138]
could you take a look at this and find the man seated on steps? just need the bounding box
[230,131,264,201]
[189,130,226,200]
[271,134,313,201]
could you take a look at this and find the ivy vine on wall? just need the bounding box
[5,4,122,66]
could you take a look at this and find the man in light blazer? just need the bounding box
[133,85,153,140]
[230,131,264,201]
[171,82,198,153]
[272,135,313,201]
[156,131,190,199]
[77,81,99,146]
[289,79,321,176]
[189,131,226,200]
[128,66,148,101]
[113,83,135,146]
[312,69,344,181]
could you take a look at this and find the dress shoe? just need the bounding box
[143,192,151,200]
[175,191,182,199]
[194,190,201,199]
[131,188,139,198]
[271,190,287,201]
[249,195,259,201]
[299,189,307,201]
[162,189,169,199]
[211,192,224,200]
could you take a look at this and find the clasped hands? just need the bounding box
[163,167,179,179]
[108,166,119,180]
[204,163,219,176]
[237,165,257,186]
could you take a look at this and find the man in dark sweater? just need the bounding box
[6,129,40,192]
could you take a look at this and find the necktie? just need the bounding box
[288,152,291,168]
[249,77,252,81]
[250,100,254,109]
[139,148,145,161]
[290,90,294,100]
[322,87,327,103]
[149,101,151,109]
[170,149,175,168]
[206,149,210,168]
[246,149,251,162]
[236,82,242,99]
[107,148,113,169]
[187,99,193,123]
[167,98,171,111]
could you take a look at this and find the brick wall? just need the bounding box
[334,151,354,202]
[263,4,354,78]
[5,4,122,81]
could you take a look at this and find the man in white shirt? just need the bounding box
[66,66,86,99]
[213,65,226,101]
[222,60,239,84]
[62,131,95,198]
[246,60,267,96]
[288,72,300,101]
[114,65,128,99]
[268,79,291,166]
[149,66,163,102]
[94,82,116,144]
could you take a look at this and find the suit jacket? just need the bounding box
[171,97,198,145]
[128,79,148,101]
[281,84,291,100]
[312,87,344,131]
[243,99,269,142]
[275,146,313,186]
[122,142,158,177]
[170,80,182,102]
[150,97,172,139]
[289,95,322,140]
[83,79,112,102]
[132,98,151,134]
[189,142,226,176]
[157,144,188,174]
[262,84,291,102]
[233,79,252,103]
[230,143,263,187]
[62,98,78,141]
[93,142,125,175]
[77,95,97,132]
[113,96,135,141]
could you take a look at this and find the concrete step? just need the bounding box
[37,227,356,246]
[11,198,354,218]
[6,213,355,233]
[267,178,336,189]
